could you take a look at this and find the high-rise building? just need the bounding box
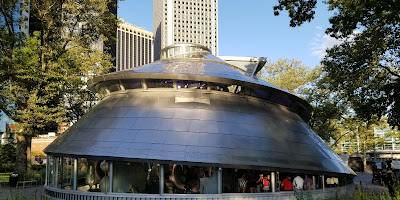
[116,21,154,71]
[153,0,218,60]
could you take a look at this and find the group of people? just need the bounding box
[239,173,270,193]
[239,173,314,193]
[281,175,313,191]
[372,161,395,196]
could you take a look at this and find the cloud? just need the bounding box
[311,34,342,59]
[310,26,343,59]
[311,27,361,59]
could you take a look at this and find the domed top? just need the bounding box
[88,43,313,121]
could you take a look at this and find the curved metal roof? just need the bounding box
[45,44,355,177]
[88,44,313,121]
[45,90,355,176]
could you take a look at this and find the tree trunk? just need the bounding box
[27,137,32,171]
[15,134,31,173]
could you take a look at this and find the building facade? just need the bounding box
[153,0,218,60]
[339,127,400,159]
[116,21,154,71]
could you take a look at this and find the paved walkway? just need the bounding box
[353,172,388,194]
[0,185,44,199]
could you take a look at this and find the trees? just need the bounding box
[258,58,320,95]
[0,143,16,172]
[274,0,400,129]
[304,75,348,142]
[259,59,345,141]
[0,0,116,173]
[335,117,390,171]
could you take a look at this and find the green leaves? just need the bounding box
[0,143,16,170]
[258,58,319,95]
[273,0,317,27]
[275,0,400,128]
[1,0,117,172]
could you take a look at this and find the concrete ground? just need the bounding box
[0,173,388,199]
[0,184,44,199]
[353,172,388,194]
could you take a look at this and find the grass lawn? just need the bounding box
[0,172,12,184]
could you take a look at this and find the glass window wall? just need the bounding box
[121,79,142,90]
[60,157,73,190]
[112,162,159,193]
[177,80,207,89]
[47,156,54,186]
[163,164,218,194]
[46,156,350,194]
[146,79,174,88]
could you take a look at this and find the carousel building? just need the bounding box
[44,44,355,199]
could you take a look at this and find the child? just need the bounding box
[262,174,270,192]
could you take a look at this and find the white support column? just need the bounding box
[312,176,316,190]
[45,155,49,186]
[218,168,222,194]
[271,172,276,193]
[73,158,78,190]
[159,164,164,194]
[109,161,113,193]
[322,175,325,190]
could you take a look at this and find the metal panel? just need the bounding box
[147,107,176,118]
[133,130,168,143]
[165,131,198,146]
[87,59,313,121]
[45,90,355,176]
[106,129,138,142]
[124,107,151,118]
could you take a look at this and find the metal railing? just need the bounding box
[45,184,355,200]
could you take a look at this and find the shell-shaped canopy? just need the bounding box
[45,91,355,176]
[45,44,355,177]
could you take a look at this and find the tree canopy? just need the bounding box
[259,59,344,141]
[0,0,117,172]
[258,58,320,95]
[274,0,400,129]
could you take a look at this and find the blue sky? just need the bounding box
[119,0,337,68]
[0,110,13,132]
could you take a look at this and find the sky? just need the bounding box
[0,110,13,132]
[118,0,339,68]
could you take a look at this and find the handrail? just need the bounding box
[44,184,355,200]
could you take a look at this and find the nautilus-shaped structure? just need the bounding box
[44,44,354,196]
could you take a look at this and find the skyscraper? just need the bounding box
[153,0,218,60]
[116,21,154,71]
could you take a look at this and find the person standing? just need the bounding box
[293,175,304,190]
[303,175,313,190]
[385,167,395,196]
[262,175,270,192]
[239,174,248,193]
[256,174,264,192]
[247,171,257,193]
[281,176,293,191]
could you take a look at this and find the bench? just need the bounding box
[16,180,37,189]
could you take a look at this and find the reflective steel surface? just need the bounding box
[88,59,313,121]
[45,44,355,177]
[45,90,355,176]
